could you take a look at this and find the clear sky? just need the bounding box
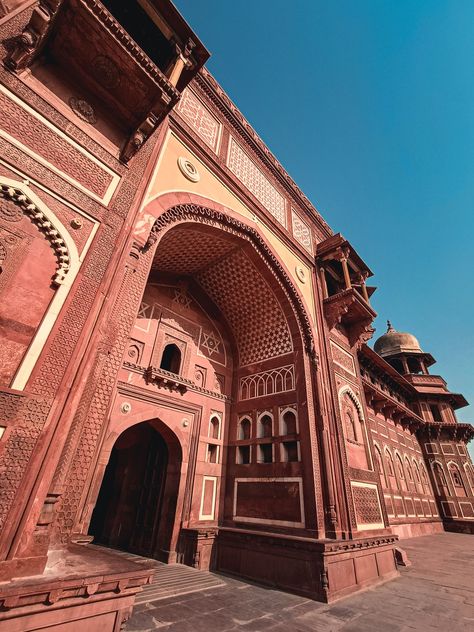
[174,0,474,458]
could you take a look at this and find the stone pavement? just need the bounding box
[125,532,474,631]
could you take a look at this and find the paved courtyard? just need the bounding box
[125,532,474,631]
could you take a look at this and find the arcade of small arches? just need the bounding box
[373,443,432,494]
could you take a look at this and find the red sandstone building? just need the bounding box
[0,1,473,630]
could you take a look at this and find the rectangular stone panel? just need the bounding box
[441,443,456,455]
[441,501,457,518]
[233,478,303,526]
[394,496,405,517]
[460,502,474,518]
[330,341,356,376]
[177,89,221,152]
[351,482,384,530]
[199,476,217,520]
[227,137,286,226]
[291,209,312,252]
[0,86,119,203]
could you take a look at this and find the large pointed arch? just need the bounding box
[141,200,317,362]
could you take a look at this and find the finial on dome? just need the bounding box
[387,320,396,333]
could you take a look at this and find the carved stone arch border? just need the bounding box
[337,384,374,471]
[142,201,317,361]
[0,180,78,286]
[0,178,81,390]
[338,385,365,422]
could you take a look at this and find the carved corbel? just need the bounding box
[324,296,352,330]
[351,321,375,349]
[5,0,63,72]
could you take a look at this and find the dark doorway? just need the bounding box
[89,423,169,557]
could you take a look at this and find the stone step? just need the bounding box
[91,545,225,604]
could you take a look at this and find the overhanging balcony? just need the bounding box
[6,0,209,162]
[317,234,377,347]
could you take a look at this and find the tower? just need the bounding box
[373,322,474,533]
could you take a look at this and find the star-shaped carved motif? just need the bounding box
[173,288,192,309]
[201,331,221,356]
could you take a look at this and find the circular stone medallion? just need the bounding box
[69,97,97,125]
[177,157,200,182]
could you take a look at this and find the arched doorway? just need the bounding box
[89,421,180,558]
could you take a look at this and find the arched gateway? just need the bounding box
[76,198,324,570]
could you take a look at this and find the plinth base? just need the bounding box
[216,527,399,603]
[0,544,154,632]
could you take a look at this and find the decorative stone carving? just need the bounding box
[68,97,97,125]
[91,54,121,90]
[295,266,306,284]
[0,184,71,285]
[0,199,23,222]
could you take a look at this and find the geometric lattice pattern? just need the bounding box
[152,227,293,366]
[330,341,356,375]
[153,228,235,275]
[177,89,221,152]
[227,137,286,227]
[197,249,293,366]
[291,209,312,252]
[352,484,383,527]
[240,365,295,400]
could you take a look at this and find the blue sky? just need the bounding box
[174,1,474,457]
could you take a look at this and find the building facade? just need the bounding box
[0,1,472,629]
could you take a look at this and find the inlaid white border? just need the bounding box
[199,475,217,521]
[459,502,474,519]
[233,477,305,528]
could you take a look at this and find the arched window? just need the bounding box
[238,417,251,440]
[464,463,474,494]
[281,409,297,435]
[257,413,273,438]
[421,464,429,487]
[374,445,387,488]
[449,463,466,494]
[340,391,363,444]
[433,463,447,489]
[160,343,181,374]
[210,415,220,439]
[396,454,405,480]
[405,457,414,483]
[413,461,422,489]
[385,449,395,477]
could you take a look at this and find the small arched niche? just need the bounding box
[209,414,221,440]
[238,417,251,440]
[257,413,273,439]
[280,408,297,435]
